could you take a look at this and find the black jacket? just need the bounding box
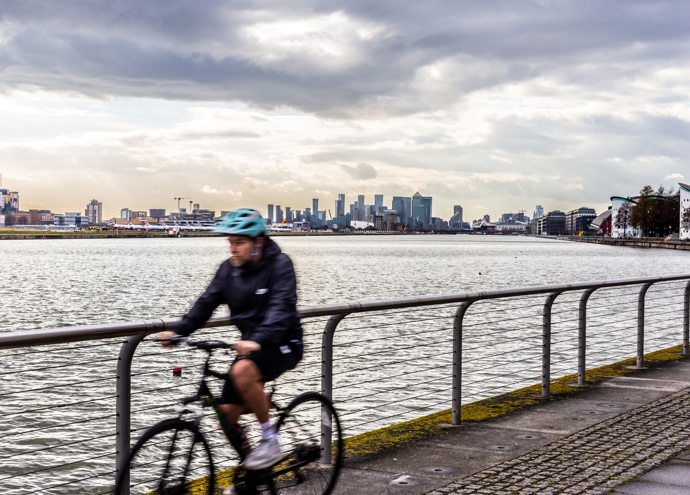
[174,238,303,348]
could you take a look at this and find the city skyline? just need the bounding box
[2,1,689,221]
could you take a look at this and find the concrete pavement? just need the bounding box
[333,356,690,495]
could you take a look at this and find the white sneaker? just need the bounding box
[222,485,237,495]
[242,438,283,470]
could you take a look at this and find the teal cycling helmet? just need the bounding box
[214,208,267,237]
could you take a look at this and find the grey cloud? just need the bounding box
[341,162,377,180]
[1,1,690,116]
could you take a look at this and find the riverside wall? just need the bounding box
[557,236,690,251]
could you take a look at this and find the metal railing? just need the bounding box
[1,273,689,494]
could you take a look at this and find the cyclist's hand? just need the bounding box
[234,340,261,356]
[157,331,180,348]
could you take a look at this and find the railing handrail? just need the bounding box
[3,273,690,350]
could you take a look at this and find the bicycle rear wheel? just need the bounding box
[115,418,215,495]
[271,392,343,495]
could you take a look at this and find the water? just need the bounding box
[2,235,690,494]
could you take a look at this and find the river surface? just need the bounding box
[2,235,690,494]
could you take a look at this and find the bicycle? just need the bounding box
[115,338,344,495]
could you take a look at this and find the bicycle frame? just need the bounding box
[179,347,283,461]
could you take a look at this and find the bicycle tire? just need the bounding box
[115,418,215,495]
[271,391,343,495]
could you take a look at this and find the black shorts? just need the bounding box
[220,341,303,405]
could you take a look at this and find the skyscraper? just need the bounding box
[335,199,343,219]
[450,206,463,230]
[268,204,274,222]
[312,199,319,218]
[286,207,292,222]
[374,194,383,207]
[275,205,284,223]
[534,205,544,219]
[337,194,345,217]
[421,196,432,225]
[392,196,412,226]
[86,199,103,225]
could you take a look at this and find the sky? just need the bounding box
[1,0,689,221]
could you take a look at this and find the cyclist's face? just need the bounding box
[228,235,262,266]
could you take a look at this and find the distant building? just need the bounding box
[411,192,432,227]
[680,183,690,240]
[589,208,612,236]
[374,194,384,207]
[610,196,640,238]
[120,208,132,220]
[385,212,401,231]
[149,209,166,219]
[533,205,544,219]
[86,199,103,225]
[350,220,374,229]
[286,207,293,222]
[335,197,344,219]
[55,212,89,228]
[312,199,319,219]
[1,189,19,212]
[267,204,274,223]
[275,205,284,223]
[392,196,412,226]
[564,207,597,235]
[450,205,464,230]
[537,211,566,235]
[29,209,53,225]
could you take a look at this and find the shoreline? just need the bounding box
[0,230,466,240]
[557,236,690,251]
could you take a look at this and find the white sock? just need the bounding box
[260,421,277,443]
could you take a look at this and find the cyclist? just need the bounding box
[157,208,304,490]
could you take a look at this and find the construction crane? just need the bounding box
[328,209,333,220]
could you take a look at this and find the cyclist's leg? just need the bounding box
[230,359,270,423]
[218,376,253,461]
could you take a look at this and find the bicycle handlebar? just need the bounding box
[154,335,235,351]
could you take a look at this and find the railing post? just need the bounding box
[115,333,146,492]
[115,319,167,491]
[683,282,690,356]
[578,289,596,386]
[542,292,560,397]
[452,301,473,425]
[321,313,347,465]
[637,283,653,369]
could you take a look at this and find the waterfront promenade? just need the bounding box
[334,355,690,495]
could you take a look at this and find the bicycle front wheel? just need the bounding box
[272,392,343,495]
[115,418,215,495]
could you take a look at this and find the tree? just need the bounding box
[628,185,679,237]
[614,201,632,237]
[629,185,654,236]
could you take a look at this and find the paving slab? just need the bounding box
[640,461,690,487]
[615,482,690,494]
[342,357,690,495]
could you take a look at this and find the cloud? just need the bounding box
[1,0,689,119]
[489,154,512,163]
[202,185,241,196]
[340,162,377,180]
[664,173,685,180]
[4,1,690,222]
